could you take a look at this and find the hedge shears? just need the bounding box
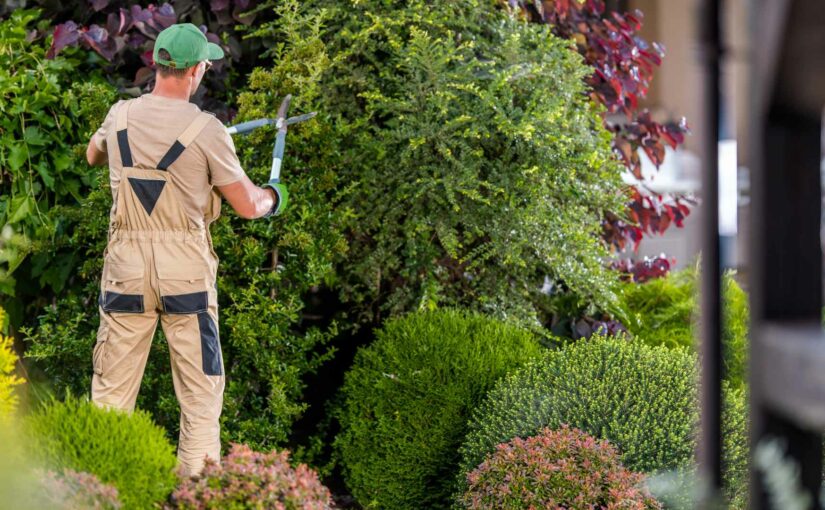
[226,95,317,215]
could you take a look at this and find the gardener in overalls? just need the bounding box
[84,23,288,476]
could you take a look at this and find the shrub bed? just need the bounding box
[334,309,542,509]
[457,336,747,505]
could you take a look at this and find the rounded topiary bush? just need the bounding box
[334,308,543,510]
[166,443,334,509]
[456,336,747,505]
[26,395,177,509]
[459,425,660,510]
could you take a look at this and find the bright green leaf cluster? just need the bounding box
[0,306,23,421]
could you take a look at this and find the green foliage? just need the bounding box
[459,425,661,509]
[0,9,116,300]
[723,386,749,509]
[247,0,628,328]
[333,308,543,509]
[25,395,177,509]
[26,0,345,451]
[620,266,749,387]
[303,0,625,324]
[456,336,747,506]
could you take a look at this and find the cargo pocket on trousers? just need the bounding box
[101,262,145,313]
[92,322,110,376]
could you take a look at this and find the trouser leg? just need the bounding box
[91,306,158,412]
[160,300,224,477]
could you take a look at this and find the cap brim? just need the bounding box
[206,42,224,60]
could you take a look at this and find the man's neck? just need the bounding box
[151,80,191,102]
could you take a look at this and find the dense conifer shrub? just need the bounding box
[334,309,542,509]
[166,443,334,510]
[26,396,177,509]
[456,336,747,505]
[620,267,749,387]
[458,425,660,510]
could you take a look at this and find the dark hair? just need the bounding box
[155,49,191,78]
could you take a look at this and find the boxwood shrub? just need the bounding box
[26,395,177,509]
[456,336,747,506]
[334,308,543,510]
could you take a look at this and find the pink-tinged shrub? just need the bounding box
[40,468,121,510]
[459,425,661,510]
[166,443,335,510]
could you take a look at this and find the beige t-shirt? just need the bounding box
[93,94,245,228]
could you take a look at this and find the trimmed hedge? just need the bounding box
[334,309,543,509]
[456,336,747,505]
[26,396,177,509]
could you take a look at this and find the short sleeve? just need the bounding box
[92,100,122,152]
[201,118,246,186]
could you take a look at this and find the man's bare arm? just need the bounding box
[86,139,108,167]
[217,175,277,219]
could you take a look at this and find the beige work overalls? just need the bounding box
[91,99,224,476]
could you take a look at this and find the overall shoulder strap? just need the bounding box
[115,100,134,167]
[156,112,214,171]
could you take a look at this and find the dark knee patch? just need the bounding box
[197,312,223,376]
[162,291,208,314]
[101,291,144,313]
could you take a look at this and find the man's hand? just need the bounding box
[217,175,280,219]
[262,181,289,216]
[86,138,108,167]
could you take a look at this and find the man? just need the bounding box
[84,23,287,476]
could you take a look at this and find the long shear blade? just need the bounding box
[271,95,292,181]
[286,112,317,125]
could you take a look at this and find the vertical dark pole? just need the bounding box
[697,0,723,505]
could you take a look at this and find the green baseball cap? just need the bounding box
[153,23,224,69]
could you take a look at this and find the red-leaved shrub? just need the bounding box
[40,468,121,510]
[166,443,334,510]
[459,425,661,510]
